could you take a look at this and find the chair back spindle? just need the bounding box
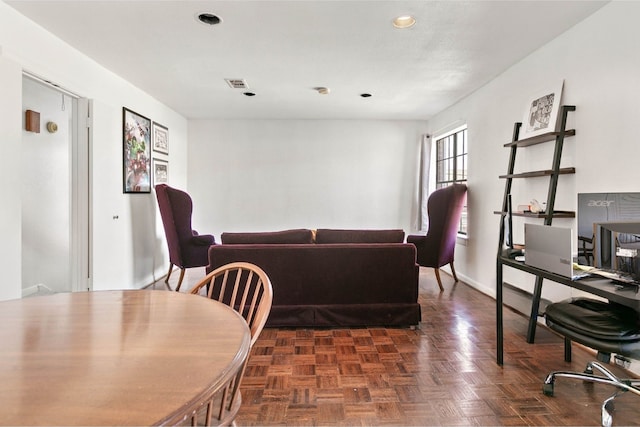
[186,262,273,425]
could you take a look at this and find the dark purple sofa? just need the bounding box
[207,229,420,328]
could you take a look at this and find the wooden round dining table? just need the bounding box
[0,290,251,426]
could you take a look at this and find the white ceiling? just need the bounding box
[6,1,607,120]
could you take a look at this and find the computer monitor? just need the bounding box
[593,221,640,278]
[578,193,640,282]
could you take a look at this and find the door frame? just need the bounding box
[23,71,92,293]
[72,97,92,291]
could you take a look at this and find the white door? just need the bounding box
[21,75,91,295]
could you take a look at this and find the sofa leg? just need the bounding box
[434,268,444,292]
[450,262,459,282]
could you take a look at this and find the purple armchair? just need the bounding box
[155,184,215,291]
[407,183,467,291]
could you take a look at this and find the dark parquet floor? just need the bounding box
[152,267,640,426]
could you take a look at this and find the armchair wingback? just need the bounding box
[407,183,467,291]
[155,184,215,291]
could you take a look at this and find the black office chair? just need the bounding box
[542,298,640,427]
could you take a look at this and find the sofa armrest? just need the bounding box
[191,234,216,246]
[406,234,426,245]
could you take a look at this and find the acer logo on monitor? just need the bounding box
[587,200,615,207]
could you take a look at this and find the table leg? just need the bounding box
[526,276,543,343]
[496,259,504,365]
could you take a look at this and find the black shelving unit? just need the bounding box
[496,105,576,363]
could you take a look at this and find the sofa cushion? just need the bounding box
[315,228,405,244]
[221,229,314,244]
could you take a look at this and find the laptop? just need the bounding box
[524,223,590,280]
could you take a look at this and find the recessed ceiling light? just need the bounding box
[197,13,222,26]
[393,15,416,29]
[314,87,330,95]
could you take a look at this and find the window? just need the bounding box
[435,127,467,235]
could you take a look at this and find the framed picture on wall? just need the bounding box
[123,107,152,193]
[153,158,168,185]
[152,121,169,154]
[521,80,564,139]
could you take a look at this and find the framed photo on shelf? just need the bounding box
[123,107,152,193]
[521,80,564,139]
[153,158,168,185]
[152,122,169,154]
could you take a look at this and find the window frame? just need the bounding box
[434,126,468,236]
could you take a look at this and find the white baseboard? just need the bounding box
[22,283,55,297]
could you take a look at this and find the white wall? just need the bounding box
[0,55,22,301]
[0,2,187,298]
[188,120,426,239]
[425,1,640,302]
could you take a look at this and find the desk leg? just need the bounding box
[496,259,504,365]
[526,276,543,343]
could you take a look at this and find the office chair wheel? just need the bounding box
[543,382,554,396]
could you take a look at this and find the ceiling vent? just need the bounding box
[225,79,249,89]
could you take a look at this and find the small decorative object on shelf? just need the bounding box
[529,199,545,214]
[521,80,564,139]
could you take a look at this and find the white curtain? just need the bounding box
[419,134,432,231]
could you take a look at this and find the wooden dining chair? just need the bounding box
[188,262,273,426]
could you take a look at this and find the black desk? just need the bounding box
[496,254,640,365]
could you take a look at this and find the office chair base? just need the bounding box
[543,361,640,427]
